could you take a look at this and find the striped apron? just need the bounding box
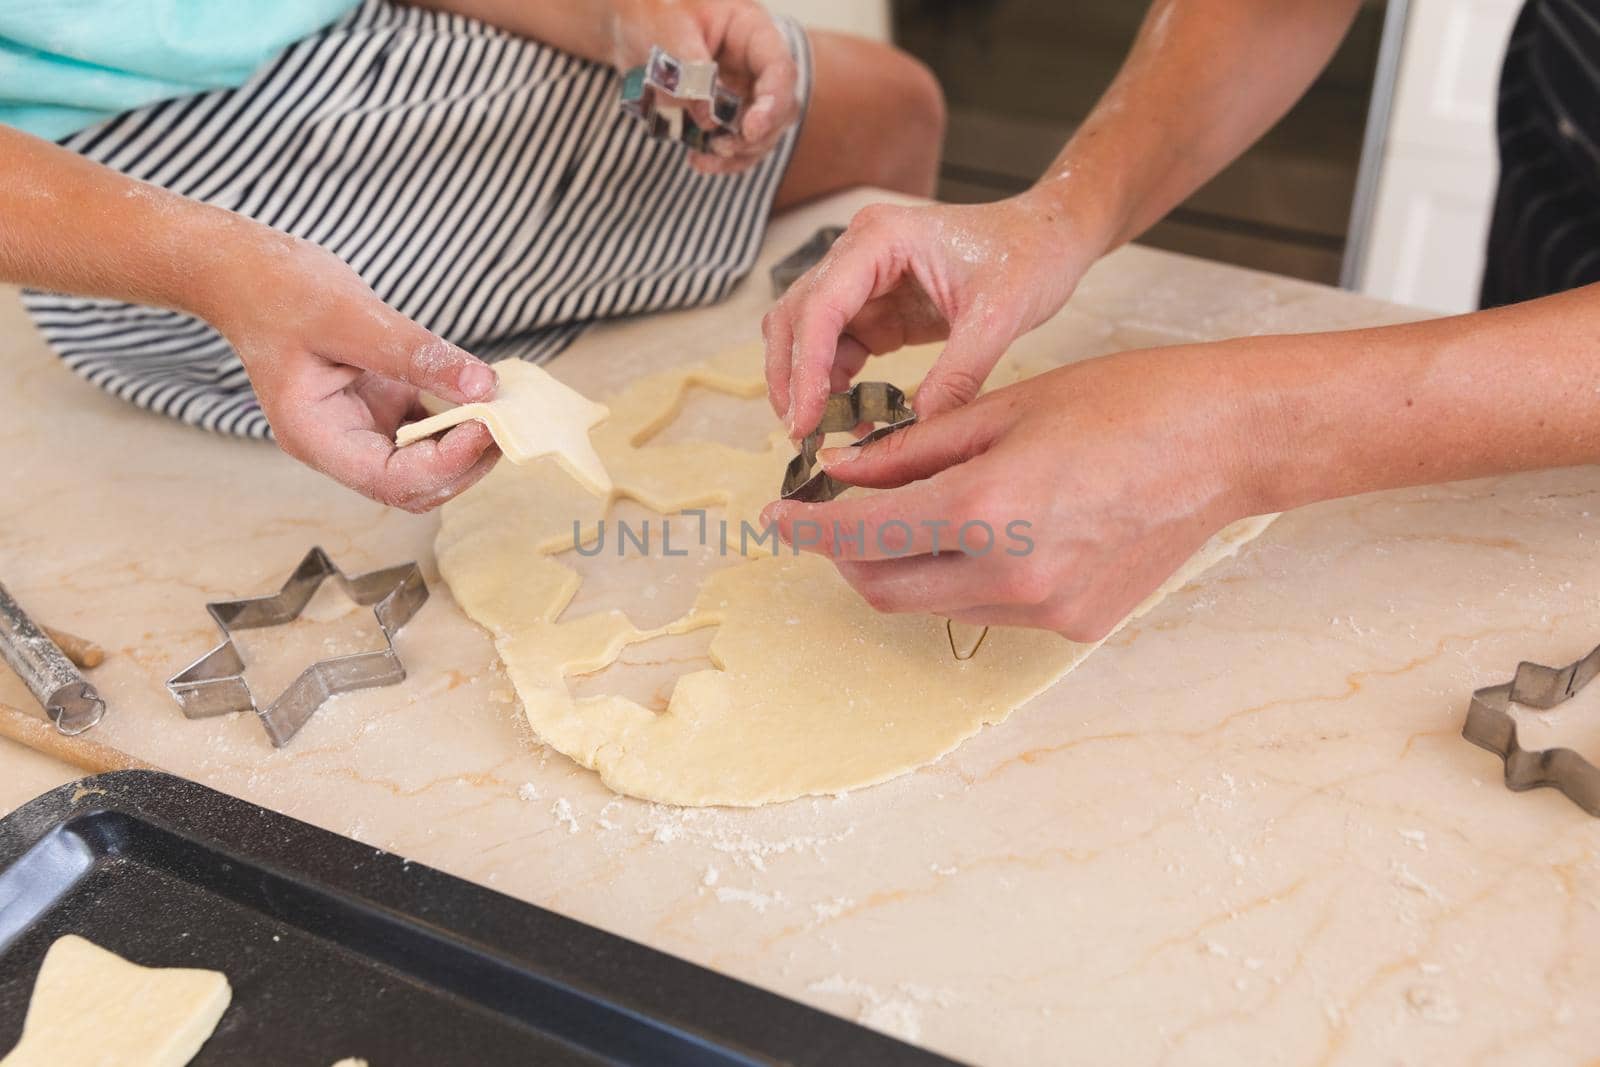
[1482,0,1600,307]
[21,1,811,437]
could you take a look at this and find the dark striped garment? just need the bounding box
[21,1,811,437]
[1482,0,1600,307]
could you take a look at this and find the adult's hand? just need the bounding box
[762,189,1112,440]
[206,233,501,513]
[759,343,1266,641]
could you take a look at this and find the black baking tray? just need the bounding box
[0,771,960,1065]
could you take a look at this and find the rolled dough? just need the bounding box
[1,935,231,1067]
[436,343,1275,806]
[396,360,612,495]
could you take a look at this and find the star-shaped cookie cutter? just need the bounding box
[780,381,917,504]
[620,45,742,152]
[1463,643,1600,817]
[166,547,428,747]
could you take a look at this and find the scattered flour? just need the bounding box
[811,897,853,921]
[1391,861,1447,903]
[551,798,580,834]
[806,975,956,1044]
[517,782,540,802]
[635,804,855,870]
[1398,828,1428,850]
[714,886,784,913]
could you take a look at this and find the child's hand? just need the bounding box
[206,234,500,512]
[616,0,801,174]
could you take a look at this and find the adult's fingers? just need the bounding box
[762,282,799,419]
[806,284,950,397]
[834,552,1045,617]
[778,220,909,437]
[844,280,948,356]
[839,574,1100,639]
[816,399,999,489]
[913,308,1016,418]
[828,334,871,394]
[760,470,976,563]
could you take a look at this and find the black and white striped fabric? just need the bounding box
[1482,0,1600,307]
[22,0,811,437]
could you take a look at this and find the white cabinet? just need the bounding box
[1356,0,1524,311]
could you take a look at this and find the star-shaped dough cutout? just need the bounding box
[396,361,612,495]
[2,936,230,1066]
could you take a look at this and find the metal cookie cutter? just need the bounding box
[1463,642,1600,817]
[166,547,428,747]
[0,581,105,734]
[777,384,992,662]
[771,225,846,296]
[780,381,916,504]
[620,45,742,152]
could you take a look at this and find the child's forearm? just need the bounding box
[404,0,630,66]
[0,125,273,323]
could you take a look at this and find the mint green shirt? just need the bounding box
[0,1,360,140]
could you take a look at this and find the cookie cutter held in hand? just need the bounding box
[780,381,917,504]
[777,384,992,663]
[166,547,428,748]
[620,46,742,152]
[1462,642,1600,817]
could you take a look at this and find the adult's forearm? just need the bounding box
[1229,285,1600,515]
[0,126,269,323]
[1033,0,1364,258]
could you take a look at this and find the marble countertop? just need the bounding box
[2,190,1597,1065]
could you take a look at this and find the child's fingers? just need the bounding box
[723,8,798,152]
[288,412,498,512]
[351,372,421,434]
[332,303,497,406]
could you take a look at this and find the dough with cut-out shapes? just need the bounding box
[435,343,1274,806]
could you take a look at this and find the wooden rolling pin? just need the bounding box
[0,700,154,774]
[41,625,105,670]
